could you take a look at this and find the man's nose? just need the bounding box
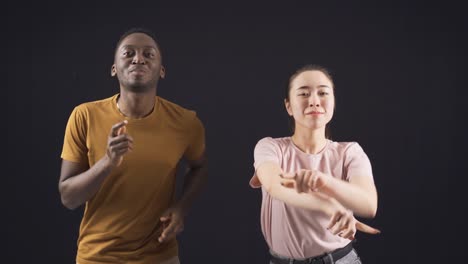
[132,52,146,64]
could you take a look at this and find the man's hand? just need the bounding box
[158,206,185,243]
[106,120,133,167]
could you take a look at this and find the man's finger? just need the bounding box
[160,213,172,222]
[356,220,381,234]
[110,137,134,147]
[110,120,128,137]
[159,222,177,242]
[117,125,127,136]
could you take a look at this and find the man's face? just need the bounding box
[111,33,164,93]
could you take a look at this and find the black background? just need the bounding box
[7,1,467,263]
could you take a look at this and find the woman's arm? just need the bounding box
[257,161,380,237]
[281,169,377,218]
[257,162,342,216]
[321,174,377,218]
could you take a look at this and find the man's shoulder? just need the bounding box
[157,96,197,119]
[74,95,116,112]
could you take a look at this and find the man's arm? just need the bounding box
[158,151,208,242]
[176,152,208,214]
[59,157,113,210]
[58,121,132,210]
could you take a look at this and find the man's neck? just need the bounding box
[117,90,156,119]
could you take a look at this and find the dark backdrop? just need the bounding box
[7,1,466,263]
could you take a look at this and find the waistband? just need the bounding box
[270,242,354,264]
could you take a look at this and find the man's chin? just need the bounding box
[126,82,153,93]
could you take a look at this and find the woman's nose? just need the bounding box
[309,100,320,107]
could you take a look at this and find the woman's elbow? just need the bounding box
[365,199,378,218]
[262,180,282,199]
[368,204,377,218]
[263,181,274,196]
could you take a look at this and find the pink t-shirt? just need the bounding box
[250,137,374,259]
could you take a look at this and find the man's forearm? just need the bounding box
[174,164,208,215]
[59,156,114,210]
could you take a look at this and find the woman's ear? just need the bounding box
[284,99,293,116]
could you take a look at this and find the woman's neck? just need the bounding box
[291,126,328,154]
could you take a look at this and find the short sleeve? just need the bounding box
[60,106,89,164]
[184,113,206,161]
[250,137,281,188]
[343,143,374,182]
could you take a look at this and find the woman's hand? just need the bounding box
[280,169,329,193]
[328,209,381,240]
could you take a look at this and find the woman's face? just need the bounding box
[285,70,335,131]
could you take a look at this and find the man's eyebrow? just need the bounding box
[120,45,158,50]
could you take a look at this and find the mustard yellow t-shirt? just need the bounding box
[61,94,205,264]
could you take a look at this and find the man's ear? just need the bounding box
[160,66,166,79]
[111,64,116,77]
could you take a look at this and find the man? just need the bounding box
[59,27,207,264]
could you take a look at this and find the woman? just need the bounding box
[250,65,379,264]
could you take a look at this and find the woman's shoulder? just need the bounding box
[327,140,366,155]
[328,140,358,148]
[256,136,291,147]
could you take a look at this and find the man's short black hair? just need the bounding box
[114,27,162,58]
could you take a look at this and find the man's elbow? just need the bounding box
[61,198,79,210]
[59,185,79,210]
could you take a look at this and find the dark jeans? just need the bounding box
[269,248,362,264]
